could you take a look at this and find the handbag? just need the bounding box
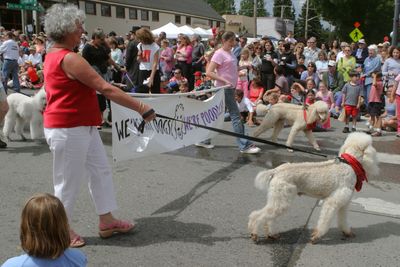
[338,109,346,122]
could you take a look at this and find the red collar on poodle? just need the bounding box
[340,153,368,192]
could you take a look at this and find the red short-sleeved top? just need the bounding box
[43,49,102,128]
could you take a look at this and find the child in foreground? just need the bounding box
[1,193,87,267]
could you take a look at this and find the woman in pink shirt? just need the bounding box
[175,35,193,89]
[206,31,260,154]
[159,39,174,80]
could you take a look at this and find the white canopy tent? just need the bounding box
[178,25,196,36]
[151,22,180,39]
[193,27,212,38]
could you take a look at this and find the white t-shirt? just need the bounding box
[28,53,42,66]
[0,39,19,60]
[237,97,254,113]
[137,42,160,71]
[18,54,29,66]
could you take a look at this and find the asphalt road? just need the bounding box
[1,117,399,267]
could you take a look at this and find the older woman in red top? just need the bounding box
[43,4,155,248]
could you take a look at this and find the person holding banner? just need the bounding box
[206,31,261,154]
[42,4,156,247]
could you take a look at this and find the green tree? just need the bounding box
[205,0,236,15]
[273,0,295,20]
[295,0,323,40]
[238,0,269,17]
[314,0,394,44]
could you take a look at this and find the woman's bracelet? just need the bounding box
[139,102,144,114]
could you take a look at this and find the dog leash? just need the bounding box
[153,113,328,158]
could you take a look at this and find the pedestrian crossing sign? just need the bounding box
[349,28,364,42]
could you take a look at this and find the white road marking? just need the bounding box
[377,152,400,165]
[352,197,400,216]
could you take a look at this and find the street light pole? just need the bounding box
[392,0,400,46]
[254,0,257,37]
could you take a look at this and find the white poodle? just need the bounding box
[248,132,379,244]
[253,101,329,151]
[3,88,46,141]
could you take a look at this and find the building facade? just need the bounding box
[223,14,294,39]
[0,0,225,35]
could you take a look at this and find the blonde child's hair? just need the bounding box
[20,193,70,258]
[268,92,280,102]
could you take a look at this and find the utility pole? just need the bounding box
[276,5,292,19]
[305,0,309,40]
[254,0,257,37]
[392,0,400,46]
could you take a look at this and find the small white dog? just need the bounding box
[3,88,46,140]
[248,132,379,244]
[253,101,329,151]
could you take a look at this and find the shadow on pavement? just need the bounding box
[2,143,49,156]
[83,215,232,247]
[151,157,247,216]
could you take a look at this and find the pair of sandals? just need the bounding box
[70,220,135,248]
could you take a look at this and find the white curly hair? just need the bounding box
[44,4,85,42]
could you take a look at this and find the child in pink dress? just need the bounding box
[316,81,334,129]
[237,48,252,97]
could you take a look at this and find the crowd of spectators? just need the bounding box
[1,22,400,141]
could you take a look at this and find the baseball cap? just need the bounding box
[358,39,366,44]
[328,60,336,67]
[194,71,202,76]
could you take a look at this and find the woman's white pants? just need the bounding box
[44,126,117,221]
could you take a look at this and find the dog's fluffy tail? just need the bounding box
[254,169,275,191]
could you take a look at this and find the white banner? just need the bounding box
[111,88,225,162]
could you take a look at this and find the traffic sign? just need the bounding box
[7,3,25,9]
[354,21,361,28]
[349,28,364,42]
[6,2,44,12]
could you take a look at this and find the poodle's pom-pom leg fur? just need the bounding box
[270,119,284,142]
[15,116,26,141]
[253,112,279,137]
[304,130,320,151]
[248,209,263,242]
[249,182,296,240]
[311,188,353,243]
[3,112,16,139]
[286,124,302,148]
[338,204,355,239]
[30,112,44,139]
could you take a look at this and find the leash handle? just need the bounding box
[136,108,155,134]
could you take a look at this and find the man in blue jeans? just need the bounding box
[0,31,21,93]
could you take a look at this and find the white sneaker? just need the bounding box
[240,145,261,154]
[195,142,215,149]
